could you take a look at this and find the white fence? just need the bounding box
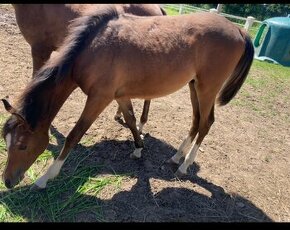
[163,4,262,37]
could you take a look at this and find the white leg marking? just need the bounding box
[34,159,65,188]
[137,122,144,133]
[178,136,192,154]
[170,152,183,164]
[130,147,143,159]
[170,136,192,164]
[178,142,200,174]
[5,133,12,150]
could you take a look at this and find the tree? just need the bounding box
[265,4,290,19]
[222,4,290,21]
[191,4,217,10]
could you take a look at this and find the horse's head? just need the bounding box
[1,99,49,189]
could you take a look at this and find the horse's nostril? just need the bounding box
[4,179,12,189]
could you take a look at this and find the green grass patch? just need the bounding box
[163,6,179,16]
[232,60,290,120]
[0,165,126,222]
[0,114,127,222]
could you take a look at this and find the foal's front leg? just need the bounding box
[33,96,113,189]
[117,99,144,159]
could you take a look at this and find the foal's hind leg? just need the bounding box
[176,93,215,177]
[138,100,151,133]
[168,81,200,165]
[114,104,123,121]
[33,95,113,189]
[114,100,151,134]
[117,99,144,159]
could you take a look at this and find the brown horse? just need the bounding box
[1,5,254,189]
[13,4,165,132]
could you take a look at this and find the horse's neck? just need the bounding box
[22,78,77,131]
[43,79,77,128]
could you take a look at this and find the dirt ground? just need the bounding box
[0,5,289,222]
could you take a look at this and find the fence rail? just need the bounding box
[163,4,262,38]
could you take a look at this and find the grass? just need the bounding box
[163,6,179,16]
[0,167,125,222]
[0,158,126,222]
[0,114,128,222]
[232,60,290,120]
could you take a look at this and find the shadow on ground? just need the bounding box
[0,125,272,222]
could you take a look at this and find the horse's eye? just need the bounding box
[19,145,27,150]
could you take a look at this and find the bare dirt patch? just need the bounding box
[0,5,289,222]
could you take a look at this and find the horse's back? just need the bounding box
[73,10,247,99]
[118,4,165,16]
[114,12,244,45]
[13,4,85,46]
[101,12,245,63]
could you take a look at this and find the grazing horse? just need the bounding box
[12,4,166,132]
[1,5,254,189]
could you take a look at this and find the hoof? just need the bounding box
[130,148,142,159]
[30,183,46,191]
[130,153,141,159]
[174,169,187,179]
[165,158,179,165]
[163,159,179,172]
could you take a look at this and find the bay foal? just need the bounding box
[2,5,253,189]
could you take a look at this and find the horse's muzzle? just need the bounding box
[4,179,12,189]
[3,172,24,189]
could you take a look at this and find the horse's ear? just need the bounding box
[1,98,17,114]
[1,98,30,130]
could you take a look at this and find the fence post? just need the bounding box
[244,16,255,32]
[210,8,218,14]
[179,4,183,14]
[217,4,223,13]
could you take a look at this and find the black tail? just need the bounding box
[218,32,254,106]
[160,6,167,15]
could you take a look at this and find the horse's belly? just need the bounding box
[116,73,193,99]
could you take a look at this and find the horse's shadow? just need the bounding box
[0,125,272,222]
